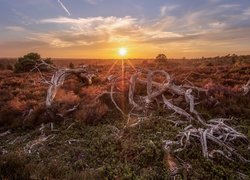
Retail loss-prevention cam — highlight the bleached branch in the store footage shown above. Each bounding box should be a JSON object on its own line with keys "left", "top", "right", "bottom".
{"left": 165, "top": 120, "right": 249, "bottom": 162}
{"left": 162, "top": 95, "right": 194, "bottom": 121}
{"left": 46, "top": 68, "right": 95, "bottom": 107}
{"left": 242, "top": 79, "right": 250, "bottom": 95}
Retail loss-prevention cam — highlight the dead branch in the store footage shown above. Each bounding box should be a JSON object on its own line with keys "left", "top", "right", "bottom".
{"left": 24, "top": 134, "right": 55, "bottom": 154}
{"left": 145, "top": 70, "right": 171, "bottom": 103}
{"left": 110, "top": 78, "right": 126, "bottom": 116}
{"left": 129, "top": 73, "right": 142, "bottom": 110}
{"left": 164, "top": 121, "right": 249, "bottom": 162}
{"left": 0, "top": 130, "right": 11, "bottom": 137}
{"left": 126, "top": 114, "right": 150, "bottom": 128}
{"left": 183, "top": 84, "right": 207, "bottom": 93}
{"left": 185, "top": 89, "right": 194, "bottom": 113}
{"left": 162, "top": 95, "right": 194, "bottom": 121}
{"left": 46, "top": 68, "right": 95, "bottom": 107}
{"left": 126, "top": 69, "right": 249, "bottom": 164}
{"left": 242, "top": 79, "right": 250, "bottom": 95}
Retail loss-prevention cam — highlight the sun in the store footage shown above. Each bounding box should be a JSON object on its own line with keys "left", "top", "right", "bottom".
{"left": 118, "top": 47, "right": 127, "bottom": 57}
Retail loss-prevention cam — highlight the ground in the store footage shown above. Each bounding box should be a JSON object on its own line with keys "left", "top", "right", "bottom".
{"left": 0, "top": 55, "right": 250, "bottom": 179}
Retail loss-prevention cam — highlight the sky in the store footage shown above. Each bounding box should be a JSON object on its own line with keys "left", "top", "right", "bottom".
{"left": 0, "top": 0, "right": 250, "bottom": 58}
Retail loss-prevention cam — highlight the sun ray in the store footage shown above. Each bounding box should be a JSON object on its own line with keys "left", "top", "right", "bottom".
{"left": 105, "top": 60, "right": 118, "bottom": 77}
{"left": 121, "top": 59, "right": 125, "bottom": 112}
{"left": 127, "top": 60, "right": 137, "bottom": 71}
{"left": 121, "top": 59, "right": 125, "bottom": 89}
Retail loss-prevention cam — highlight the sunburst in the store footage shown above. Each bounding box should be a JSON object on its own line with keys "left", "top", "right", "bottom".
{"left": 105, "top": 47, "right": 137, "bottom": 112}
{"left": 118, "top": 47, "right": 127, "bottom": 57}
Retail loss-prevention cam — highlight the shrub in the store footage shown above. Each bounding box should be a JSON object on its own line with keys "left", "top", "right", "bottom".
{"left": 6, "top": 64, "right": 13, "bottom": 70}
{"left": 0, "top": 105, "right": 22, "bottom": 128}
{"left": 69, "top": 62, "right": 75, "bottom": 69}
{"left": 8, "top": 97, "right": 27, "bottom": 111}
{"left": 14, "top": 52, "right": 53, "bottom": 73}
{"left": 155, "top": 53, "right": 167, "bottom": 66}
{"left": 75, "top": 102, "right": 108, "bottom": 125}
{"left": 24, "top": 104, "right": 62, "bottom": 127}
{"left": 55, "top": 89, "right": 80, "bottom": 105}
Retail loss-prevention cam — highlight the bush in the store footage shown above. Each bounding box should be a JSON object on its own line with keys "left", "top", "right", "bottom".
{"left": 155, "top": 53, "right": 167, "bottom": 66}
{"left": 75, "top": 102, "right": 108, "bottom": 125}
{"left": 6, "top": 64, "right": 13, "bottom": 70}
{"left": 14, "top": 52, "right": 53, "bottom": 73}
{"left": 69, "top": 62, "right": 75, "bottom": 69}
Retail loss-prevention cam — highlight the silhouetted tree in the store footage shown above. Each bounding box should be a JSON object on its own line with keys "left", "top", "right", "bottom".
{"left": 14, "top": 52, "right": 53, "bottom": 73}
{"left": 155, "top": 53, "right": 167, "bottom": 66}
{"left": 69, "top": 62, "right": 74, "bottom": 69}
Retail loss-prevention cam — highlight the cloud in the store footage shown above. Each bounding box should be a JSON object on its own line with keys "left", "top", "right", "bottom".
{"left": 217, "top": 4, "right": 240, "bottom": 9}
{"left": 160, "top": 5, "right": 178, "bottom": 16}
{"left": 57, "top": 0, "right": 71, "bottom": 16}
{"left": 6, "top": 1, "right": 250, "bottom": 57}
{"left": 243, "top": 7, "right": 250, "bottom": 16}
{"left": 34, "top": 15, "right": 188, "bottom": 48}
{"left": 5, "top": 26, "right": 25, "bottom": 31}
{"left": 208, "top": 0, "right": 221, "bottom": 3}
{"left": 40, "top": 16, "right": 137, "bottom": 27}
{"left": 35, "top": 16, "right": 138, "bottom": 47}
{"left": 0, "top": 40, "right": 47, "bottom": 49}
{"left": 84, "top": 0, "right": 98, "bottom": 5}
{"left": 32, "top": 7, "right": 250, "bottom": 50}
{"left": 12, "top": 9, "right": 35, "bottom": 25}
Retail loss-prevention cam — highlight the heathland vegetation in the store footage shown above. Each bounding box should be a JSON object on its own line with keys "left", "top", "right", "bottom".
{"left": 0, "top": 54, "right": 249, "bottom": 179}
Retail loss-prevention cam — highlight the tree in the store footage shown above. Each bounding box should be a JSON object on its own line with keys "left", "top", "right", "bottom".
{"left": 69, "top": 62, "right": 74, "bottom": 69}
{"left": 14, "top": 52, "right": 53, "bottom": 73}
{"left": 155, "top": 53, "right": 167, "bottom": 65}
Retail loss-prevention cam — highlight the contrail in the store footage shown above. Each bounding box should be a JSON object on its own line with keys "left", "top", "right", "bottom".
{"left": 57, "top": 0, "right": 71, "bottom": 16}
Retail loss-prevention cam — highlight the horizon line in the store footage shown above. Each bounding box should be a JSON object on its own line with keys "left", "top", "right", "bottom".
{"left": 0, "top": 53, "right": 249, "bottom": 60}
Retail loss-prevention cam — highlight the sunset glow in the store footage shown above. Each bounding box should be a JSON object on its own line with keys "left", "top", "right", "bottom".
{"left": 0, "top": 0, "right": 250, "bottom": 58}
{"left": 118, "top": 48, "right": 127, "bottom": 57}
{"left": 0, "top": 0, "right": 249, "bottom": 178}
